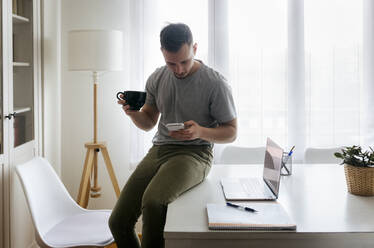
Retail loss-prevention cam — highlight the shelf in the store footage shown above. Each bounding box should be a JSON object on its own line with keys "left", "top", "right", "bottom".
{"left": 13, "top": 62, "right": 30, "bottom": 67}
{"left": 14, "top": 107, "right": 32, "bottom": 114}
{"left": 12, "top": 14, "right": 30, "bottom": 23}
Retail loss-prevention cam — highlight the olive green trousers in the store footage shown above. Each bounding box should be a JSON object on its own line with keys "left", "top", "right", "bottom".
{"left": 108, "top": 144, "right": 213, "bottom": 248}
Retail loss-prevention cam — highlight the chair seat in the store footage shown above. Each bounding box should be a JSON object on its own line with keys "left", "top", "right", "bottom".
{"left": 44, "top": 211, "right": 113, "bottom": 247}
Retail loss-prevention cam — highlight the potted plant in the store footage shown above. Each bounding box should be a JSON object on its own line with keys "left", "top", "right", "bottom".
{"left": 334, "top": 146, "right": 374, "bottom": 196}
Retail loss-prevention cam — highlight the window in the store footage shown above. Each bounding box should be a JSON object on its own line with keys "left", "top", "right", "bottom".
{"left": 128, "top": 0, "right": 367, "bottom": 165}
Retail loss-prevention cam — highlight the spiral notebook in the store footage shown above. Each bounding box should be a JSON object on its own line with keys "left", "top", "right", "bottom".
{"left": 206, "top": 202, "right": 296, "bottom": 230}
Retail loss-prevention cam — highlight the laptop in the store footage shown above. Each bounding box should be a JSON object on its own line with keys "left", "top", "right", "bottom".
{"left": 220, "top": 137, "right": 284, "bottom": 201}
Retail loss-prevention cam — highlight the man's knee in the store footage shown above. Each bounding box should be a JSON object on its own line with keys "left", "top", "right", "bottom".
{"left": 109, "top": 208, "right": 136, "bottom": 233}
{"left": 141, "top": 190, "right": 169, "bottom": 213}
{"left": 142, "top": 194, "right": 161, "bottom": 210}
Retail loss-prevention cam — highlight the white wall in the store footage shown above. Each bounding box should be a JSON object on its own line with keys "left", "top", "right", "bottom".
{"left": 42, "top": 0, "right": 61, "bottom": 174}
{"left": 61, "top": 0, "right": 131, "bottom": 209}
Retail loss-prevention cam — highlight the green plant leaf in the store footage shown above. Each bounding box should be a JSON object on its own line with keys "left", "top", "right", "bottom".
{"left": 334, "top": 145, "right": 374, "bottom": 167}
{"left": 334, "top": 152, "right": 344, "bottom": 159}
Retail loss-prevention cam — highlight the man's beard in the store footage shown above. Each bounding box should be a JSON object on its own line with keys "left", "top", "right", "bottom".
{"left": 174, "top": 72, "right": 187, "bottom": 79}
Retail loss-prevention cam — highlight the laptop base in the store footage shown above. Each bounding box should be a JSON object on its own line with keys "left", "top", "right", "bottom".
{"left": 221, "top": 178, "right": 277, "bottom": 201}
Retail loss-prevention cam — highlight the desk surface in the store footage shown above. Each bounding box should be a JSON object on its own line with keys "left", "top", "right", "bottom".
{"left": 164, "top": 164, "right": 374, "bottom": 248}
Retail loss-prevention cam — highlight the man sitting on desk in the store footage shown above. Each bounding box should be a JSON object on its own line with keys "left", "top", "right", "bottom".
{"left": 109, "top": 23, "right": 237, "bottom": 248}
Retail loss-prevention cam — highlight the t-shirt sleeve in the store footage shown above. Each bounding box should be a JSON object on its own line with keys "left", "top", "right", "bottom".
{"left": 210, "top": 77, "right": 237, "bottom": 123}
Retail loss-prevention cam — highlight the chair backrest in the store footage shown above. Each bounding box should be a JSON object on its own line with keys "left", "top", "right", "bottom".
{"left": 15, "top": 157, "right": 83, "bottom": 237}
{"left": 304, "top": 147, "right": 343, "bottom": 164}
{"left": 219, "top": 145, "right": 266, "bottom": 164}
{"left": 212, "top": 144, "right": 226, "bottom": 164}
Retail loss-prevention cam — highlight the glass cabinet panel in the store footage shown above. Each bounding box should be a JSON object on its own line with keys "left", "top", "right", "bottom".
{"left": 12, "top": 0, "right": 34, "bottom": 147}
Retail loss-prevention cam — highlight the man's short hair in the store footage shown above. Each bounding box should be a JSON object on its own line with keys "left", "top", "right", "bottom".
{"left": 160, "top": 23, "right": 193, "bottom": 52}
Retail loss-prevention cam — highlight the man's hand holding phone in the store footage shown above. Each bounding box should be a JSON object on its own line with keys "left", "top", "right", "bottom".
{"left": 166, "top": 123, "right": 185, "bottom": 132}
{"left": 168, "top": 120, "right": 202, "bottom": 141}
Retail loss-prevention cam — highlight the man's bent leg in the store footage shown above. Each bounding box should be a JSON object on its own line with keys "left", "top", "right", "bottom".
{"left": 109, "top": 146, "right": 162, "bottom": 248}
{"left": 141, "top": 146, "right": 212, "bottom": 248}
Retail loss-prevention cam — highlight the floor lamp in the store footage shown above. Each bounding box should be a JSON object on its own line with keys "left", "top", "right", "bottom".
{"left": 68, "top": 30, "right": 122, "bottom": 208}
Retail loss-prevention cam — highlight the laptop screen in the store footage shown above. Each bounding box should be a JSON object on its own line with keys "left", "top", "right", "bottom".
{"left": 263, "top": 138, "right": 284, "bottom": 196}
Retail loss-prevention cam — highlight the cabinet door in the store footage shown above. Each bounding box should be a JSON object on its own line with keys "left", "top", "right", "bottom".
{"left": 3, "top": 1, "right": 40, "bottom": 247}
{"left": 9, "top": 0, "right": 40, "bottom": 247}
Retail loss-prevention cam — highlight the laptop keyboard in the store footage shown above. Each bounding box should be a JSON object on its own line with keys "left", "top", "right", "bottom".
{"left": 240, "top": 178, "right": 273, "bottom": 197}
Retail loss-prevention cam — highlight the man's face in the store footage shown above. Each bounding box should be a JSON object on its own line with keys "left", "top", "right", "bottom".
{"left": 161, "top": 43, "right": 197, "bottom": 79}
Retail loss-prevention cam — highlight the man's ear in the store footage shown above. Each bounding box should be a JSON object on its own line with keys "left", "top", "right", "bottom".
{"left": 193, "top": 43, "right": 198, "bottom": 55}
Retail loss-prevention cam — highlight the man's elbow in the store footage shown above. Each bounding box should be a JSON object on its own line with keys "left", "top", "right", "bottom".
{"left": 229, "top": 118, "right": 237, "bottom": 142}
{"left": 143, "top": 122, "right": 157, "bottom": 132}
{"left": 227, "top": 126, "right": 237, "bottom": 143}
{"left": 231, "top": 129, "right": 237, "bottom": 142}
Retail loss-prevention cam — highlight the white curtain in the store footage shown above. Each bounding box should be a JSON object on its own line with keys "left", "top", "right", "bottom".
{"left": 128, "top": 0, "right": 370, "bottom": 166}
{"left": 227, "top": 0, "right": 288, "bottom": 149}
{"left": 304, "top": 0, "right": 362, "bottom": 150}
{"left": 363, "top": 0, "right": 374, "bottom": 147}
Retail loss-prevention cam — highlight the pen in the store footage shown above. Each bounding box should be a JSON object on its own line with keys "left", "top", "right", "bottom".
{"left": 288, "top": 145, "right": 295, "bottom": 156}
{"left": 282, "top": 146, "right": 295, "bottom": 174}
{"left": 226, "top": 202, "right": 257, "bottom": 212}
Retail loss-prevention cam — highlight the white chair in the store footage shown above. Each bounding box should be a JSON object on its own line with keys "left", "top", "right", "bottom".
{"left": 218, "top": 145, "right": 266, "bottom": 164}
{"left": 212, "top": 144, "right": 227, "bottom": 164}
{"left": 15, "top": 157, "right": 114, "bottom": 248}
{"left": 304, "top": 147, "right": 343, "bottom": 164}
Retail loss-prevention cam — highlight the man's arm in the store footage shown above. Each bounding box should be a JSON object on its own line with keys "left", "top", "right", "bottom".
{"left": 198, "top": 118, "right": 237, "bottom": 143}
{"left": 170, "top": 118, "right": 237, "bottom": 144}
{"left": 118, "top": 99, "right": 160, "bottom": 131}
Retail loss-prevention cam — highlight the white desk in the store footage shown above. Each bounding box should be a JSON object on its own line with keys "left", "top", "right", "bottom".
{"left": 164, "top": 164, "right": 374, "bottom": 248}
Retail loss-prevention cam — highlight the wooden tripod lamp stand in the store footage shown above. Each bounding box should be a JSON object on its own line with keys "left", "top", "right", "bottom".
{"left": 68, "top": 30, "right": 123, "bottom": 208}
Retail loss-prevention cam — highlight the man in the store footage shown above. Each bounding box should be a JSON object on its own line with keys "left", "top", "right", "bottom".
{"left": 109, "top": 23, "right": 237, "bottom": 248}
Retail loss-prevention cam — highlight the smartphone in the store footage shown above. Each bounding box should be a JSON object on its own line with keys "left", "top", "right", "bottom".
{"left": 166, "top": 123, "right": 185, "bottom": 131}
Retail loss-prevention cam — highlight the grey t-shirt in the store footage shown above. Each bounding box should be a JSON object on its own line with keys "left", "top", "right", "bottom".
{"left": 145, "top": 62, "right": 237, "bottom": 146}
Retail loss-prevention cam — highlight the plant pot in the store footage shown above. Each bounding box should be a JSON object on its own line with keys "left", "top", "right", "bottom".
{"left": 344, "top": 164, "right": 374, "bottom": 196}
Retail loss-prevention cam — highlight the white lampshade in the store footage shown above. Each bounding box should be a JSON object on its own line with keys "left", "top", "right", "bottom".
{"left": 68, "top": 29, "right": 123, "bottom": 71}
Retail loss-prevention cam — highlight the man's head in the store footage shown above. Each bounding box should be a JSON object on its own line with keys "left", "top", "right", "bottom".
{"left": 160, "top": 23, "right": 197, "bottom": 79}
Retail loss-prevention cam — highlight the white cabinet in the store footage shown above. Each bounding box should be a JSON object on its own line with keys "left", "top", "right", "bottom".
{"left": 1, "top": 0, "right": 42, "bottom": 247}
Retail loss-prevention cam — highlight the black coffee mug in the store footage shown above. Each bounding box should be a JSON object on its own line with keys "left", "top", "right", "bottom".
{"left": 116, "top": 90, "right": 147, "bottom": 110}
